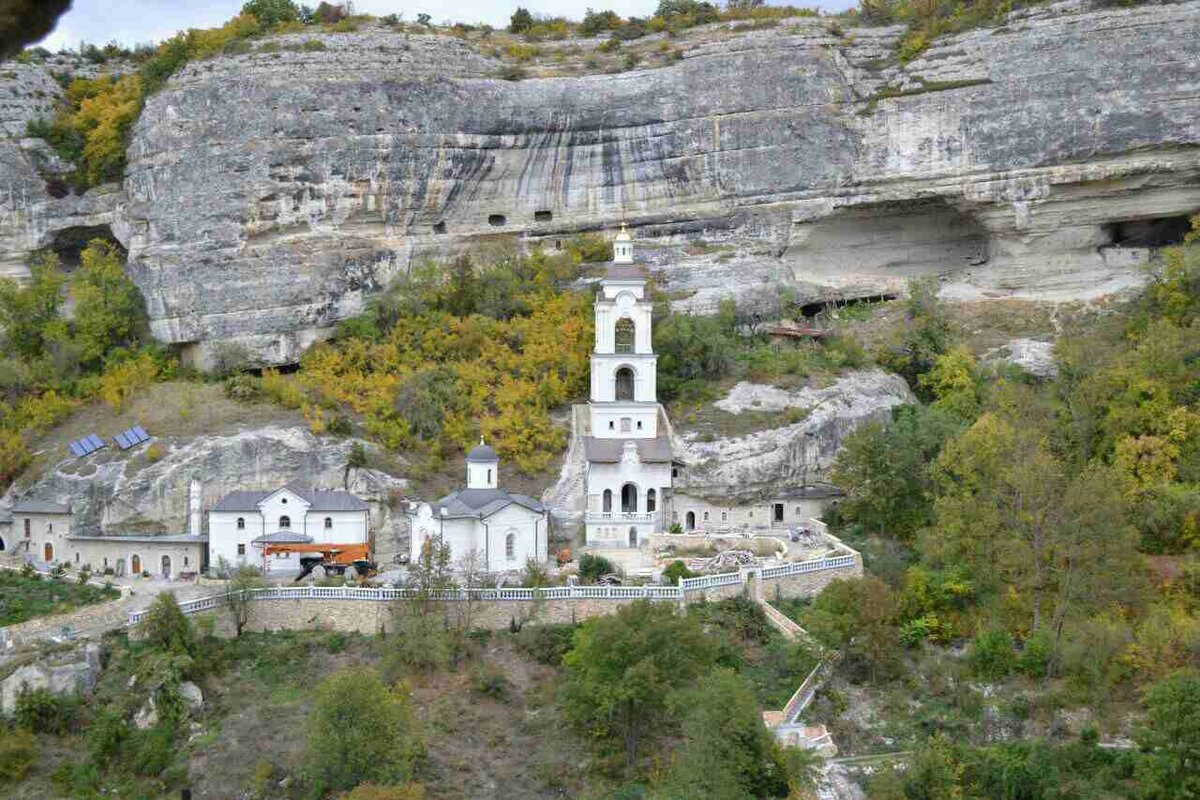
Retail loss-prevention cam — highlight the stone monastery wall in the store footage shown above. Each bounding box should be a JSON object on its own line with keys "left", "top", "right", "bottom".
{"left": 144, "top": 549, "right": 863, "bottom": 636}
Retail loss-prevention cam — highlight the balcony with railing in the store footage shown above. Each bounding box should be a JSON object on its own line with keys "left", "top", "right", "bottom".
{"left": 585, "top": 510, "right": 658, "bottom": 525}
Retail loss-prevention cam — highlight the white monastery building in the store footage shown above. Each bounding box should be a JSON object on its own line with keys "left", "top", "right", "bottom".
{"left": 208, "top": 483, "right": 369, "bottom": 573}
{"left": 407, "top": 442, "right": 548, "bottom": 572}
{"left": 583, "top": 227, "right": 675, "bottom": 548}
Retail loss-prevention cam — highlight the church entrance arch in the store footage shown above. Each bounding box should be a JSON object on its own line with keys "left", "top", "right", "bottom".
{"left": 615, "top": 367, "right": 635, "bottom": 401}
{"left": 621, "top": 483, "right": 638, "bottom": 513}
{"left": 131, "top": 554, "right": 141, "bottom": 575}
{"left": 43, "top": 542, "right": 53, "bottom": 562}
{"left": 161, "top": 555, "right": 172, "bottom": 579}
{"left": 685, "top": 511, "right": 696, "bottom": 531}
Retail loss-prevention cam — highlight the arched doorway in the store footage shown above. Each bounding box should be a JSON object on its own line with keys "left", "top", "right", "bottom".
{"left": 131, "top": 554, "right": 141, "bottom": 575}
{"left": 43, "top": 542, "right": 53, "bottom": 562}
{"left": 646, "top": 489, "right": 657, "bottom": 513}
{"left": 628, "top": 527, "right": 637, "bottom": 547}
{"left": 115, "top": 558, "right": 126, "bottom": 578}
{"left": 621, "top": 483, "right": 638, "bottom": 513}
{"left": 685, "top": 511, "right": 696, "bottom": 531}
{"left": 602, "top": 489, "right": 613, "bottom": 513}
{"left": 615, "top": 367, "right": 635, "bottom": 401}
{"left": 161, "top": 555, "right": 172, "bottom": 579}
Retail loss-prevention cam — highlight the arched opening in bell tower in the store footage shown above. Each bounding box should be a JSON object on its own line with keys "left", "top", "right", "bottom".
{"left": 614, "top": 318, "right": 635, "bottom": 354}
{"left": 615, "top": 366, "right": 635, "bottom": 401}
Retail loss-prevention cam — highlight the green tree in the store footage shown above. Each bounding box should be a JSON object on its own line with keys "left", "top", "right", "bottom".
{"left": 920, "top": 345, "right": 981, "bottom": 420}
{"left": 832, "top": 404, "right": 963, "bottom": 540}
{"left": 1136, "top": 670, "right": 1200, "bottom": 799}
{"left": 509, "top": 7, "right": 535, "bottom": 32}
{"left": 306, "top": 667, "right": 422, "bottom": 793}
{"left": 650, "top": 669, "right": 794, "bottom": 800}
{"left": 804, "top": 577, "right": 901, "bottom": 684}
{"left": 226, "top": 563, "right": 266, "bottom": 637}
{"left": 139, "top": 591, "right": 197, "bottom": 657}
{"left": 562, "top": 600, "right": 719, "bottom": 764}
{"left": 0, "top": 252, "right": 66, "bottom": 361}
{"left": 70, "top": 239, "right": 147, "bottom": 366}
{"left": 241, "top": 0, "right": 299, "bottom": 26}
{"left": 885, "top": 276, "right": 954, "bottom": 391}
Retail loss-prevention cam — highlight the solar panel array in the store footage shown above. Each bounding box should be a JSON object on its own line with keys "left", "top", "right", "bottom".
{"left": 68, "top": 434, "right": 106, "bottom": 457}
{"left": 114, "top": 426, "right": 151, "bottom": 451}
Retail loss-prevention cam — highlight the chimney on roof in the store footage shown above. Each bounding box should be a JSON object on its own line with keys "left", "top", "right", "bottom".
{"left": 188, "top": 477, "right": 202, "bottom": 537}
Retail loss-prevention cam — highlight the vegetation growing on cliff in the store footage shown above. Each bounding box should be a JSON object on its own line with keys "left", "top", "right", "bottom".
{"left": 804, "top": 216, "right": 1200, "bottom": 781}
{"left": 0, "top": 239, "right": 161, "bottom": 488}
{"left": 273, "top": 243, "right": 595, "bottom": 477}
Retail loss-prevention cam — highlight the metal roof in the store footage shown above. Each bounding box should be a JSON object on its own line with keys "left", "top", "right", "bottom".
{"left": 583, "top": 435, "right": 673, "bottom": 463}
{"left": 12, "top": 499, "right": 71, "bottom": 514}
{"left": 68, "top": 533, "right": 208, "bottom": 544}
{"left": 210, "top": 485, "right": 368, "bottom": 513}
{"left": 251, "top": 531, "right": 314, "bottom": 544}
{"left": 603, "top": 264, "right": 646, "bottom": 282}
{"left": 432, "top": 487, "right": 545, "bottom": 520}
{"left": 466, "top": 442, "right": 499, "bottom": 463}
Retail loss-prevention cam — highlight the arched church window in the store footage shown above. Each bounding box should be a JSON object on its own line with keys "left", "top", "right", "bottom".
{"left": 615, "top": 367, "right": 634, "bottom": 401}
{"left": 615, "top": 318, "right": 635, "bottom": 354}
{"left": 647, "top": 489, "right": 656, "bottom": 513}
{"left": 236, "top": 517, "right": 245, "bottom": 530}
{"left": 279, "top": 515, "right": 291, "bottom": 529}
{"left": 603, "top": 489, "right": 612, "bottom": 513}
{"left": 505, "top": 532, "right": 516, "bottom": 560}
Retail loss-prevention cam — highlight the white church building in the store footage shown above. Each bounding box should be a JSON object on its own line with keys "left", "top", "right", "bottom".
{"left": 208, "top": 483, "right": 370, "bottom": 573}
{"left": 583, "top": 227, "right": 674, "bottom": 548}
{"left": 407, "top": 442, "right": 548, "bottom": 572}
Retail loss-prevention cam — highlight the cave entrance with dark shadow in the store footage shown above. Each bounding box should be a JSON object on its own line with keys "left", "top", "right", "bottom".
{"left": 48, "top": 225, "right": 123, "bottom": 270}
{"left": 1103, "top": 216, "right": 1192, "bottom": 248}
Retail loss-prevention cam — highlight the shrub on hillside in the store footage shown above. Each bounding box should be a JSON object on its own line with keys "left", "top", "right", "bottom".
{"left": 577, "top": 553, "right": 616, "bottom": 584}
{"left": 0, "top": 728, "right": 37, "bottom": 782}
{"left": 305, "top": 667, "right": 423, "bottom": 792}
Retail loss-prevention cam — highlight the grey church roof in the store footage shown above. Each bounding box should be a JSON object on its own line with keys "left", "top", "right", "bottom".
{"left": 211, "top": 484, "right": 368, "bottom": 513}
{"left": 251, "top": 531, "right": 314, "bottom": 544}
{"left": 12, "top": 499, "right": 71, "bottom": 514}
{"left": 466, "top": 443, "right": 499, "bottom": 463}
{"left": 604, "top": 264, "right": 646, "bottom": 282}
{"left": 433, "top": 487, "right": 545, "bottom": 520}
{"left": 583, "top": 435, "right": 673, "bottom": 463}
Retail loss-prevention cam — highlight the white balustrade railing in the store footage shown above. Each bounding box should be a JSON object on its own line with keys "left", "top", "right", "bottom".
{"left": 584, "top": 511, "right": 658, "bottom": 525}
{"left": 124, "top": 553, "right": 861, "bottom": 626}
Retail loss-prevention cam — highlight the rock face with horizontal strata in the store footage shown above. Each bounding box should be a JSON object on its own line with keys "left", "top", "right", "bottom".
{"left": 0, "top": 1, "right": 1198, "bottom": 363}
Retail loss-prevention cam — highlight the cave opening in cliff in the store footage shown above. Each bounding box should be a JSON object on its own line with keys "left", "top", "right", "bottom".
{"left": 48, "top": 225, "right": 123, "bottom": 270}
{"left": 1103, "top": 215, "right": 1192, "bottom": 248}
{"left": 488, "top": 214, "right": 507, "bottom": 227}
{"left": 534, "top": 210, "right": 553, "bottom": 222}
{"left": 433, "top": 221, "right": 447, "bottom": 234}
{"left": 797, "top": 293, "right": 898, "bottom": 320}
{"left": 787, "top": 198, "right": 989, "bottom": 282}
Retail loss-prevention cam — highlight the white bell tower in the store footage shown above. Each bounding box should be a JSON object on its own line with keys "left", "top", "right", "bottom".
{"left": 582, "top": 225, "right": 674, "bottom": 549}
{"left": 589, "top": 225, "right": 658, "bottom": 439}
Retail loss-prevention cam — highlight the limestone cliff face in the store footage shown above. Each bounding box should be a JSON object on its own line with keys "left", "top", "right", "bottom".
{"left": 673, "top": 370, "right": 916, "bottom": 500}
{"left": 2, "top": 1, "right": 1199, "bottom": 363}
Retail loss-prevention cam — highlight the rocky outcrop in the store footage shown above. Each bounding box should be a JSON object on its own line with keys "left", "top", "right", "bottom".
{"left": 986, "top": 338, "right": 1059, "bottom": 378}
{"left": 675, "top": 370, "right": 916, "bottom": 499}
{"left": 9, "top": 426, "right": 410, "bottom": 558}
{"left": 1, "top": 1, "right": 1198, "bottom": 363}
{"left": 0, "top": 643, "right": 102, "bottom": 715}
